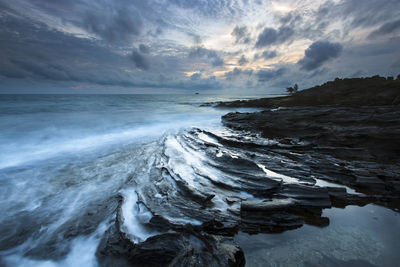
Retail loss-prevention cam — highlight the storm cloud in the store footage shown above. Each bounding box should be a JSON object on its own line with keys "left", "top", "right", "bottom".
{"left": 231, "top": 25, "right": 250, "bottom": 44}
{"left": 369, "top": 19, "right": 400, "bottom": 39}
{"left": 0, "top": 0, "right": 399, "bottom": 93}
{"left": 255, "top": 27, "right": 294, "bottom": 48}
{"left": 254, "top": 50, "right": 278, "bottom": 60}
{"left": 298, "top": 41, "right": 343, "bottom": 71}
{"left": 225, "top": 68, "right": 253, "bottom": 80}
{"left": 188, "top": 47, "right": 224, "bottom": 67}
{"left": 238, "top": 55, "right": 248, "bottom": 66}
{"left": 131, "top": 49, "right": 150, "bottom": 70}
{"left": 256, "top": 68, "right": 286, "bottom": 82}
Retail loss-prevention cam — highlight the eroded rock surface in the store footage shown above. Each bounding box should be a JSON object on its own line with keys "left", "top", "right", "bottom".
{"left": 92, "top": 110, "right": 399, "bottom": 265}
{"left": 222, "top": 106, "right": 400, "bottom": 210}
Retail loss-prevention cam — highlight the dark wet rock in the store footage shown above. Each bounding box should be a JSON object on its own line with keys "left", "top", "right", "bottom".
{"left": 96, "top": 222, "right": 135, "bottom": 267}
{"left": 225, "top": 197, "right": 237, "bottom": 205}
{"left": 3, "top": 195, "right": 121, "bottom": 261}
{"left": 222, "top": 106, "right": 400, "bottom": 211}
{"left": 0, "top": 211, "right": 44, "bottom": 251}
{"left": 129, "top": 233, "right": 245, "bottom": 267}
{"left": 201, "top": 219, "right": 239, "bottom": 236}
{"left": 241, "top": 199, "right": 296, "bottom": 212}
{"left": 240, "top": 196, "right": 330, "bottom": 231}
{"left": 327, "top": 187, "right": 375, "bottom": 208}
{"left": 277, "top": 184, "right": 332, "bottom": 208}
{"left": 98, "top": 112, "right": 398, "bottom": 265}
{"left": 97, "top": 224, "right": 245, "bottom": 267}
{"left": 240, "top": 208, "right": 304, "bottom": 234}
{"left": 161, "top": 167, "right": 216, "bottom": 206}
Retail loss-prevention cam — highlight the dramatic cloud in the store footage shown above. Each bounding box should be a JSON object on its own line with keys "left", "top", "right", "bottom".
{"left": 254, "top": 50, "right": 278, "bottom": 60}
{"left": 238, "top": 55, "right": 248, "bottom": 65}
{"left": 256, "top": 68, "right": 286, "bottom": 82}
{"left": 225, "top": 68, "right": 253, "bottom": 80}
{"left": 190, "top": 72, "right": 202, "bottom": 80}
{"left": 188, "top": 47, "right": 224, "bottom": 67}
{"left": 0, "top": 0, "right": 399, "bottom": 93}
{"left": 255, "top": 27, "right": 294, "bottom": 48}
{"left": 82, "top": 8, "right": 143, "bottom": 43}
{"left": 231, "top": 25, "right": 250, "bottom": 44}
{"left": 139, "top": 44, "right": 150, "bottom": 54}
{"left": 131, "top": 49, "right": 150, "bottom": 70}
{"left": 298, "top": 41, "right": 343, "bottom": 71}
{"left": 369, "top": 19, "right": 400, "bottom": 39}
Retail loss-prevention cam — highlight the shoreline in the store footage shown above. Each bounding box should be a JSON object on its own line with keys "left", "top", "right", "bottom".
{"left": 216, "top": 75, "right": 400, "bottom": 108}
{"left": 213, "top": 75, "right": 400, "bottom": 211}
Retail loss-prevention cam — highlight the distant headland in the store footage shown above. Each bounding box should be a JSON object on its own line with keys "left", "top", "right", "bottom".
{"left": 217, "top": 75, "right": 400, "bottom": 108}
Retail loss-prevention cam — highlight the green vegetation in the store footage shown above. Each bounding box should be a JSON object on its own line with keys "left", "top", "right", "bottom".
{"left": 286, "top": 83, "right": 298, "bottom": 95}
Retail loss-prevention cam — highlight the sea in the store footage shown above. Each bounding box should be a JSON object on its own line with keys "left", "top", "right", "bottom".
{"left": 0, "top": 94, "right": 399, "bottom": 266}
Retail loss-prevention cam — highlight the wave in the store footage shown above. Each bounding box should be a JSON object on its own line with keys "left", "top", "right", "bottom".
{"left": 0, "top": 125, "right": 383, "bottom": 266}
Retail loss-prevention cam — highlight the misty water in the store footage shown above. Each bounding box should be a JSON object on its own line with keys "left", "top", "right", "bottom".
{"left": 0, "top": 94, "right": 399, "bottom": 266}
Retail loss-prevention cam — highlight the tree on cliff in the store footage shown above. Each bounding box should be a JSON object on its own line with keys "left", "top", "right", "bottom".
{"left": 286, "top": 84, "right": 298, "bottom": 95}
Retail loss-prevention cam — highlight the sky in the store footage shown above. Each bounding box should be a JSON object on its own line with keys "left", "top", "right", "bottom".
{"left": 0, "top": 0, "right": 399, "bottom": 94}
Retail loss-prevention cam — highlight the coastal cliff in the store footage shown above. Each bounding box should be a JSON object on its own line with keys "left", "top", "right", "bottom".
{"left": 217, "top": 75, "right": 400, "bottom": 108}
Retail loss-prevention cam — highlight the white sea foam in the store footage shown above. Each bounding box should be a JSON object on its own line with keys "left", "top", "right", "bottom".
{"left": 197, "top": 132, "right": 220, "bottom": 146}
{"left": 2, "top": 220, "right": 110, "bottom": 267}
{"left": 163, "top": 216, "right": 202, "bottom": 226}
{"left": 120, "top": 188, "right": 158, "bottom": 243}
{"left": 0, "top": 121, "right": 206, "bottom": 170}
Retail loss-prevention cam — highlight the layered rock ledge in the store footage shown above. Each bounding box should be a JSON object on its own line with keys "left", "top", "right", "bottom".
{"left": 222, "top": 106, "right": 400, "bottom": 210}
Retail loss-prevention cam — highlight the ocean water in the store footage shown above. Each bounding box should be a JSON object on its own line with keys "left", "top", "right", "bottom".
{"left": 0, "top": 94, "right": 260, "bottom": 170}
{"left": 0, "top": 94, "right": 398, "bottom": 266}
{"left": 0, "top": 94, "right": 261, "bottom": 266}
{"left": 235, "top": 204, "right": 400, "bottom": 267}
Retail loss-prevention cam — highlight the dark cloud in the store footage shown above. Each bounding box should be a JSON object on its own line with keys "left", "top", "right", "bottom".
{"left": 0, "top": 10, "right": 227, "bottom": 91}
{"left": 211, "top": 57, "right": 224, "bottom": 67}
{"left": 256, "top": 68, "right": 286, "bottom": 82}
{"left": 0, "top": 14, "right": 132, "bottom": 84}
{"left": 279, "top": 12, "right": 302, "bottom": 26}
{"left": 168, "top": 0, "right": 244, "bottom": 17}
{"left": 4, "top": 0, "right": 145, "bottom": 43}
{"left": 391, "top": 59, "right": 400, "bottom": 69}
{"left": 131, "top": 49, "right": 149, "bottom": 70}
{"left": 231, "top": 25, "right": 250, "bottom": 44}
{"left": 225, "top": 67, "right": 253, "bottom": 80}
{"left": 298, "top": 41, "right": 343, "bottom": 71}
{"left": 313, "top": 0, "right": 400, "bottom": 36}
{"left": 190, "top": 72, "right": 201, "bottom": 80}
{"left": 1, "top": 0, "right": 399, "bottom": 94}
{"left": 255, "top": 27, "right": 294, "bottom": 48}
{"left": 255, "top": 28, "right": 278, "bottom": 48}
{"left": 80, "top": 5, "right": 143, "bottom": 43}
{"left": 254, "top": 50, "right": 278, "bottom": 60}
{"left": 368, "top": 19, "right": 400, "bottom": 39}
{"left": 340, "top": 0, "right": 399, "bottom": 28}
{"left": 238, "top": 55, "right": 248, "bottom": 65}
{"left": 139, "top": 44, "right": 150, "bottom": 54}
{"left": 188, "top": 46, "right": 224, "bottom": 67}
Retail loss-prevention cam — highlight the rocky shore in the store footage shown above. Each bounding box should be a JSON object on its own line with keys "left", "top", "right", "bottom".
{"left": 6, "top": 77, "right": 398, "bottom": 266}
{"left": 94, "top": 104, "right": 399, "bottom": 266}
{"left": 93, "top": 77, "right": 399, "bottom": 266}
{"left": 222, "top": 106, "right": 400, "bottom": 210}
{"left": 217, "top": 75, "right": 400, "bottom": 211}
